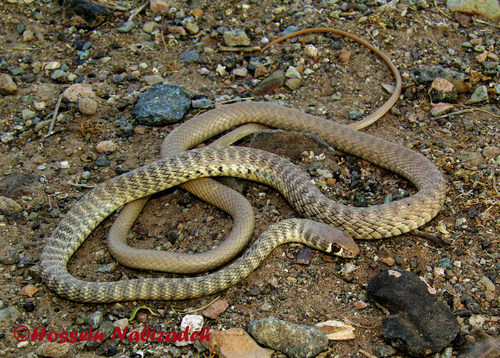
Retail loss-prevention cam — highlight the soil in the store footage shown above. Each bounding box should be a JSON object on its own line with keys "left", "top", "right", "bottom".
{"left": 0, "top": 0, "right": 499, "bottom": 357}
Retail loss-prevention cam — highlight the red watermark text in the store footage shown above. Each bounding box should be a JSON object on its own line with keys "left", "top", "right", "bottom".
{"left": 14, "top": 325, "right": 210, "bottom": 344}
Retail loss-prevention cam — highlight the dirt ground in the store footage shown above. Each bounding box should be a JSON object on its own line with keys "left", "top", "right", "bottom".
{"left": 0, "top": 0, "right": 499, "bottom": 357}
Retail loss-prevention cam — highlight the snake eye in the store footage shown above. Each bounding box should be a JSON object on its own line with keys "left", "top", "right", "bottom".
{"left": 330, "top": 243, "right": 342, "bottom": 253}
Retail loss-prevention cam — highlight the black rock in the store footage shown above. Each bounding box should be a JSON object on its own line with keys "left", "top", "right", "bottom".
{"left": 458, "top": 337, "right": 500, "bottom": 358}
{"left": 367, "top": 269, "right": 459, "bottom": 357}
{"left": 248, "top": 317, "right": 328, "bottom": 358}
{"left": 61, "top": 0, "right": 110, "bottom": 28}
{"left": 181, "top": 50, "right": 202, "bottom": 64}
{"left": 133, "top": 85, "right": 191, "bottom": 126}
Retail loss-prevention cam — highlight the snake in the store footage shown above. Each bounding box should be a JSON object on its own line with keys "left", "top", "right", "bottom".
{"left": 106, "top": 27, "right": 403, "bottom": 274}
{"left": 40, "top": 102, "right": 446, "bottom": 303}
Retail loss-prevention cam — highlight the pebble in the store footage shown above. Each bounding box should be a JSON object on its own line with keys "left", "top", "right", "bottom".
{"left": 429, "top": 78, "right": 457, "bottom": 103}
{"left": 96, "top": 140, "right": 117, "bottom": 153}
{"left": 36, "top": 342, "right": 70, "bottom": 358}
{"left": 252, "top": 69, "right": 285, "bottom": 96}
{"left": 281, "top": 26, "right": 300, "bottom": 37}
{"left": 0, "top": 196, "right": 22, "bottom": 215}
{"left": 143, "top": 74, "right": 164, "bottom": 86}
{"left": 223, "top": 29, "right": 251, "bottom": 47}
{"left": 248, "top": 317, "right": 328, "bottom": 358}
{"left": 202, "top": 328, "right": 270, "bottom": 358}
{"left": 95, "top": 157, "right": 110, "bottom": 167}
{"left": 0, "top": 307, "right": 20, "bottom": 321}
{"left": 202, "top": 299, "right": 229, "bottom": 320}
{"left": 430, "top": 102, "right": 454, "bottom": 117}
{"left": 176, "top": 314, "right": 204, "bottom": 346}
{"left": 78, "top": 97, "right": 98, "bottom": 115}
{"left": 233, "top": 67, "right": 248, "bottom": 77}
{"left": 285, "top": 78, "right": 302, "bottom": 91}
{"left": 296, "top": 247, "right": 313, "bottom": 264}
{"left": 85, "top": 310, "right": 104, "bottom": 328}
{"left": 0, "top": 74, "right": 18, "bottom": 95}
{"left": 465, "top": 85, "right": 488, "bottom": 104}
{"left": 415, "top": 66, "right": 465, "bottom": 83}
{"left": 113, "top": 318, "right": 129, "bottom": 330}
{"left": 439, "top": 258, "right": 453, "bottom": 268}
{"left": 20, "top": 283, "right": 38, "bottom": 296}
{"left": 23, "top": 29, "right": 36, "bottom": 42}
{"left": 181, "top": 50, "right": 202, "bottom": 64}
{"left": 51, "top": 70, "right": 66, "bottom": 81}
{"left": 45, "top": 61, "right": 61, "bottom": 70}
{"left": 285, "top": 66, "right": 301, "bottom": 79}
{"left": 117, "top": 21, "right": 135, "bottom": 33}
{"left": 349, "top": 110, "right": 362, "bottom": 120}
{"left": 150, "top": 0, "right": 170, "bottom": 12}
{"left": 192, "top": 98, "right": 213, "bottom": 109}
{"left": 374, "top": 345, "right": 398, "bottom": 358}
{"left": 133, "top": 85, "right": 191, "bottom": 125}
{"left": 186, "top": 23, "right": 200, "bottom": 35}
{"left": 304, "top": 44, "right": 319, "bottom": 58}
{"left": 216, "top": 64, "right": 226, "bottom": 76}
{"left": 482, "top": 146, "right": 500, "bottom": 159}
{"left": 62, "top": 83, "right": 97, "bottom": 101}
{"left": 96, "top": 262, "right": 117, "bottom": 273}
{"left": 0, "top": 248, "right": 19, "bottom": 265}
{"left": 10, "top": 67, "right": 24, "bottom": 76}
{"left": 143, "top": 21, "right": 155, "bottom": 34}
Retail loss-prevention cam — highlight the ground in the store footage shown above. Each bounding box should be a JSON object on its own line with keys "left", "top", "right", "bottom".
{"left": 0, "top": 0, "right": 499, "bottom": 357}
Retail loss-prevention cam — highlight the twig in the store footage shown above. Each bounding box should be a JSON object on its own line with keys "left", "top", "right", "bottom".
{"left": 67, "top": 181, "right": 97, "bottom": 189}
{"left": 432, "top": 108, "right": 473, "bottom": 119}
{"left": 359, "top": 349, "right": 378, "bottom": 358}
{"left": 433, "top": 0, "right": 454, "bottom": 20}
{"left": 216, "top": 97, "right": 255, "bottom": 105}
{"left": 128, "top": 0, "right": 150, "bottom": 22}
{"left": 171, "top": 295, "right": 221, "bottom": 314}
{"left": 475, "top": 19, "right": 500, "bottom": 29}
{"left": 413, "top": 229, "right": 452, "bottom": 248}
{"left": 218, "top": 45, "right": 261, "bottom": 52}
{"left": 45, "top": 94, "right": 63, "bottom": 137}
{"left": 456, "top": 104, "right": 500, "bottom": 119}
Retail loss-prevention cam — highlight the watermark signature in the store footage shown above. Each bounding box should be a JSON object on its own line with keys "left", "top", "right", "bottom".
{"left": 14, "top": 325, "right": 210, "bottom": 344}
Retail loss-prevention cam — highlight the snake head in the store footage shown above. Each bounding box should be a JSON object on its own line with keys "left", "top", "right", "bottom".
{"left": 309, "top": 222, "right": 360, "bottom": 258}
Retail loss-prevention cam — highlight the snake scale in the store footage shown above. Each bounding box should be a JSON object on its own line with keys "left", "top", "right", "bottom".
{"left": 40, "top": 102, "right": 446, "bottom": 302}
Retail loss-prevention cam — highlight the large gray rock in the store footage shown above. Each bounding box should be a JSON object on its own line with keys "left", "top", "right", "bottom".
{"left": 133, "top": 85, "right": 191, "bottom": 126}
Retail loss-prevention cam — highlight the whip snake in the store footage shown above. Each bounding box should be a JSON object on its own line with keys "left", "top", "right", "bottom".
{"left": 40, "top": 102, "right": 446, "bottom": 302}
{"left": 106, "top": 28, "right": 404, "bottom": 274}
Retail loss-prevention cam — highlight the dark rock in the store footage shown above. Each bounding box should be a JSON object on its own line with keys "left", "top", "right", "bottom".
{"left": 414, "top": 66, "right": 466, "bottom": 83}
{"left": 17, "top": 256, "right": 35, "bottom": 268}
{"left": 0, "top": 248, "right": 19, "bottom": 265}
{"left": 248, "top": 317, "right": 328, "bottom": 358}
{"left": 428, "top": 78, "right": 457, "bottom": 103}
{"left": 0, "top": 173, "right": 38, "bottom": 199}
{"left": 61, "top": 0, "right": 110, "bottom": 28}
{"left": 95, "top": 157, "right": 110, "bottom": 167}
{"left": 458, "top": 337, "right": 500, "bottom": 358}
{"left": 133, "top": 85, "right": 191, "bottom": 126}
{"left": 111, "top": 303, "right": 130, "bottom": 318}
{"left": 0, "top": 196, "right": 22, "bottom": 215}
{"left": 181, "top": 50, "right": 202, "bottom": 64}
{"left": 252, "top": 70, "right": 285, "bottom": 96}
{"left": 461, "top": 295, "right": 481, "bottom": 314}
{"left": 367, "top": 269, "right": 459, "bottom": 357}
{"left": 247, "top": 57, "right": 266, "bottom": 71}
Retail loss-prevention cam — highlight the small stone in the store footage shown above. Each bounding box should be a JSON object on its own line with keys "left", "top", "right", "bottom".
{"left": 62, "top": 0, "right": 110, "bottom": 28}
{"left": 113, "top": 318, "right": 129, "bottom": 330}
{"left": 223, "top": 29, "right": 251, "bottom": 47}
{"left": 85, "top": 311, "right": 104, "bottom": 328}
{"left": 354, "top": 301, "right": 368, "bottom": 310}
{"left": 216, "top": 64, "right": 226, "bottom": 76}
{"left": 36, "top": 342, "right": 71, "bottom": 358}
{"left": 469, "top": 315, "right": 486, "bottom": 328}
{"left": 0, "top": 307, "right": 20, "bottom": 321}
{"left": 0, "top": 196, "right": 22, "bottom": 215}
{"left": 143, "top": 21, "right": 155, "bottom": 34}
{"left": 465, "top": 85, "right": 488, "bottom": 104}
{"left": 202, "top": 299, "right": 229, "bottom": 319}
{"left": 280, "top": 26, "right": 300, "bottom": 37}
{"left": 349, "top": 110, "right": 362, "bottom": 120}
{"left": 374, "top": 345, "right": 398, "bottom": 358}
{"left": 176, "top": 315, "right": 204, "bottom": 346}
{"left": 339, "top": 50, "right": 351, "bottom": 63}
{"left": 181, "top": 50, "right": 202, "bottom": 64}
{"left": 78, "top": 97, "right": 98, "bottom": 115}
{"left": 192, "top": 98, "right": 213, "bottom": 109}
{"left": 285, "top": 66, "right": 301, "bottom": 79}
{"left": 96, "top": 262, "right": 117, "bottom": 273}
{"left": 51, "top": 70, "right": 66, "bottom": 81}
{"left": 0, "top": 74, "right": 18, "bottom": 95}
{"left": 96, "top": 140, "right": 117, "bottom": 153}
{"left": 304, "top": 44, "right": 318, "bottom": 58}
{"left": 62, "top": 84, "right": 97, "bottom": 101}
{"left": 95, "top": 157, "right": 110, "bottom": 167}
{"left": 482, "top": 146, "right": 500, "bottom": 159}
{"left": 382, "top": 257, "right": 396, "bottom": 266}
{"left": 186, "top": 23, "right": 199, "bottom": 35}
{"left": 430, "top": 103, "right": 454, "bottom": 117}
{"left": 296, "top": 247, "right": 313, "bottom": 265}
{"left": 429, "top": 78, "right": 457, "bottom": 103}
{"left": 117, "top": 21, "right": 135, "bottom": 33}
{"left": 233, "top": 68, "right": 248, "bottom": 77}
{"left": 248, "top": 317, "right": 328, "bottom": 358}
{"left": 22, "top": 28, "right": 35, "bottom": 42}
{"left": 202, "top": 328, "right": 270, "bottom": 358}
{"left": 252, "top": 69, "right": 285, "bottom": 96}
{"left": 479, "top": 276, "right": 496, "bottom": 291}
{"left": 143, "top": 75, "right": 164, "bottom": 86}
{"left": 285, "top": 78, "right": 302, "bottom": 91}
{"left": 45, "top": 61, "right": 61, "bottom": 70}
{"left": 382, "top": 84, "right": 396, "bottom": 94}
{"left": 20, "top": 283, "right": 38, "bottom": 297}
{"left": 150, "top": 0, "right": 170, "bottom": 12}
